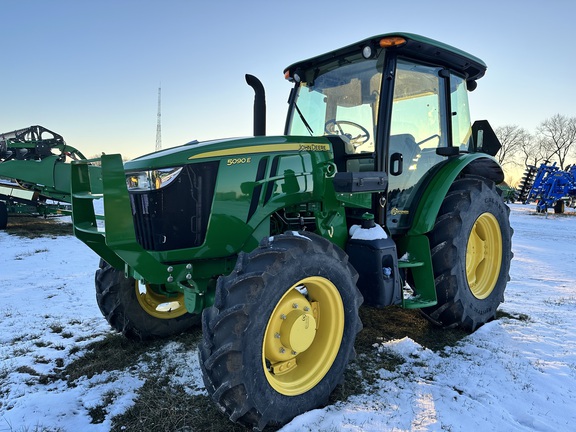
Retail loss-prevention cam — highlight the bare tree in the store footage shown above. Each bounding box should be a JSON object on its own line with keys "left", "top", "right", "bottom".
{"left": 517, "top": 134, "right": 554, "bottom": 168}
{"left": 495, "top": 125, "right": 531, "bottom": 167}
{"left": 536, "top": 114, "right": 576, "bottom": 170}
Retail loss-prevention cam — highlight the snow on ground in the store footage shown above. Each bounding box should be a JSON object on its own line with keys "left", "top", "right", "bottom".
{"left": 1, "top": 204, "right": 576, "bottom": 431}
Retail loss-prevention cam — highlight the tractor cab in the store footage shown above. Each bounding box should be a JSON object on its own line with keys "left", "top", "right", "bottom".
{"left": 283, "top": 33, "right": 497, "bottom": 233}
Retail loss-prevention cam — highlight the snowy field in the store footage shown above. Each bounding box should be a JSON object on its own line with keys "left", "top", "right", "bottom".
{"left": 1, "top": 204, "right": 575, "bottom": 431}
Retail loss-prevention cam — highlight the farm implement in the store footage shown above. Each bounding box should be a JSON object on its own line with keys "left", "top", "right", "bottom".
{"left": 0, "top": 125, "right": 101, "bottom": 229}
{"left": 517, "top": 162, "right": 576, "bottom": 213}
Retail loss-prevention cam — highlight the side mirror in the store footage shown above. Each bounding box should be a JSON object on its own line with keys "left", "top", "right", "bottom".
{"left": 472, "top": 120, "right": 501, "bottom": 156}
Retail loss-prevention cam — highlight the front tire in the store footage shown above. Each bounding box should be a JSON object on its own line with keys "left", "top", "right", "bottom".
{"left": 423, "top": 176, "right": 512, "bottom": 332}
{"left": 95, "top": 260, "right": 199, "bottom": 341}
{"left": 199, "top": 231, "right": 362, "bottom": 430}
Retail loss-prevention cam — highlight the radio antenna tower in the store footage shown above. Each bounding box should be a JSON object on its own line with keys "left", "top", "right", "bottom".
{"left": 155, "top": 86, "right": 162, "bottom": 151}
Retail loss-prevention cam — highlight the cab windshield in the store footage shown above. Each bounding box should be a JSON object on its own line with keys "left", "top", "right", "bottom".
{"left": 286, "top": 52, "right": 384, "bottom": 155}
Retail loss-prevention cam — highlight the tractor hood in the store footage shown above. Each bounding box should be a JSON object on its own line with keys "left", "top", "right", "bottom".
{"left": 124, "top": 135, "right": 333, "bottom": 171}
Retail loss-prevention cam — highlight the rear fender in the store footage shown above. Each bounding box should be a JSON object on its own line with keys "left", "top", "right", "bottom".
{"left": 408, "top": 154, "right": 503, "bottom": 236}
{"left": 396, "top": 154, "right": 503, "bottom": 307}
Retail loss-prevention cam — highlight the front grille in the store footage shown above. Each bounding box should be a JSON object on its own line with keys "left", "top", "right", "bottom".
{"left": 130, "top": 161, "right": 218, "bottom": 251}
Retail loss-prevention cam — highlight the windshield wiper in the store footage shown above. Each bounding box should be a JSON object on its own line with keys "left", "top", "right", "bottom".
{"left": 288, "top": 87, "right": 314, "bottom": 136}
{"left": 294, "top": 103, "right": 314, "bottom": 136}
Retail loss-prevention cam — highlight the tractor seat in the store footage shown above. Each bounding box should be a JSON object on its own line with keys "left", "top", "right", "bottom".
{"left": 328, "top": 135, "right": 375, "bottom": 173}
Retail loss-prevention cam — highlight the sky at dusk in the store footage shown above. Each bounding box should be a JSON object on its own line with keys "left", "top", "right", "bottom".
{"left": 2, "top": 0, "right": 575, "bottom": 159}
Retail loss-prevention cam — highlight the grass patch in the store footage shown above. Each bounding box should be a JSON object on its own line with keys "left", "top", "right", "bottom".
{"left": 0, "top": 420, "right": 64, "bottom": 432}
{"left": 68, "top": 346, "right": 82, "bottom": 356}
{"left": 16, "top": 366, "right": 39, "bottom": 376}
{"left": 60, "top": 326, "right": 270, "bottom": 431}
{"left": 331, "top": 306, "right": 469, "bottom": 400}
{"left": 63, "top": 329, "right": 203, "bottom": 383}
{"left": 34, "top": 341, "right": 49, "bottom": 348}
{"left": 64, "top": 333, "right": 159, "bottom": 382}
{"left": 497, "top": 310, "right": 531, "bottom": 322}
{"left": 358, "top": 306, "right": 469, "bottom": 352}
{"left": 11, "top": 334, "right": 29, "bottom": 344}
{"left": 49, "top": 324, "right": 64, "bottom": 334}
{"left": 34, "top": 304, "right": 479, "bottom": 430}
{"left": 110, "top": 379, "right": 252, "bottom": 432}
{"left": 89, "top": 391, "right": 116, "bottom": 424}
{"left": 5, "top": 216, "right": 73, "bottom": 238}
{"left": 331, "top": 349, "right": 405, "bottom": 404}
{"left": 61, "top": 306, "right": 473, "bottom": 430}
{"left": 543, "top": 296, "right": 576, "bottom": 307}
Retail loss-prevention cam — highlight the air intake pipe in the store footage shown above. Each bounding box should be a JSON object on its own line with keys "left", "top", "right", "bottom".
{"left": 245, "top": 74, "right": 266, "bottom": 136}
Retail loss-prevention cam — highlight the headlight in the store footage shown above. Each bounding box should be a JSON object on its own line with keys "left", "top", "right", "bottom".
{"left": 126, "top": 167, "right": 183, "bottom": 191}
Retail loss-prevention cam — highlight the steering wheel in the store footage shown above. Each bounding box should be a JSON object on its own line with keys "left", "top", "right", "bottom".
{"left": 325, "top": 120, "right": 370, "bottom": 148}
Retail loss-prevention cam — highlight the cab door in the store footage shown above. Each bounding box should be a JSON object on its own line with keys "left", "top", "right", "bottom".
{"left": 385, "top": 59, "right": 450, "bottom": 232}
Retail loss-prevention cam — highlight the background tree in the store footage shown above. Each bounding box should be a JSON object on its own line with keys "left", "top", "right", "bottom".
{"left": 495, "top": 125, "right": 531, "bottom": 168}
{"left": 536, "top": 114, "right": 576, "bottom": 170}
{"left": 517, "top": 134, "right": 554, "bottom": 168}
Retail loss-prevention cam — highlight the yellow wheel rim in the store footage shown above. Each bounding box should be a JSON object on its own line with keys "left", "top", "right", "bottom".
{"left": 135, "top": 281, "right": 188, "bottom": 319}
{"left": 466, "top": 212, "right": 502, "bottom": 299}
{"left": 262, "top": 276, "right": 344, "bottom": 396}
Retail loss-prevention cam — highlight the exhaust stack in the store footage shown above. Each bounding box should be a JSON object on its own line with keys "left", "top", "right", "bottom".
{"left": 245, "top": 74, "right": 266, "bottom": 136}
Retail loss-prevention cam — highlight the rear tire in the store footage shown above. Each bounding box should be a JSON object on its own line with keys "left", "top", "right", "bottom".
{"left": 95, "top": 260, "right": 199, "bottom": 341}
{"left": 554, "top": 200, "right": 565, "bottom": 214}
{"left": 0, "top": 201, "right": 7, "bottom": 230}
{"left": 423, "top": 176, "right": 512, "bottom": 332}
{"left": 199, "top": 231, "right": 362, "bottom": 430}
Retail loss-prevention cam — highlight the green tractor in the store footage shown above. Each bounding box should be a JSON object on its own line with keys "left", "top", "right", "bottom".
{"left": 70, "top": 33, "right": 512, "bottom": 430}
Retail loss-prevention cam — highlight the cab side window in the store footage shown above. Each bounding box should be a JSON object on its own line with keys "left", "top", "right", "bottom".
{"left": 450, "top": 74, "right": 473, "bottom": 152}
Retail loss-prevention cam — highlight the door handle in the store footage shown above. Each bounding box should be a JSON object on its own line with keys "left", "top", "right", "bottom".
{"left": 390, "top": 152, "right": 403, "bottom": 176}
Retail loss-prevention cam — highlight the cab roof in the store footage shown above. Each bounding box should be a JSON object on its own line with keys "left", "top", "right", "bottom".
{"left": 284, "top": 32, "right": 487, "bottom": 82}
